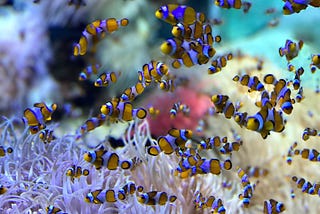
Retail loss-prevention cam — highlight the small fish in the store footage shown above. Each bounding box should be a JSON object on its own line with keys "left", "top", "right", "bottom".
{"left": 66, "top": 165, "right": 89, "bottom": 182}
{"left": 211, "top": 94, "right": 235, "bottom": 119}
{"left": 147, "top": 106, "right": 160, "bottom": 118}
{"left": 215, "top": 0, "right": 252, "bottom": 13}
{"left": 302, "top": 127, "right": 318, "bottom": 141}
{"left": 170, "top": 102, "right": 190, "bottom": 118}
{"left": 39, "top": 129, "right": 56, "bottom": 144}
{"left": 46, "top": 205, "right": 67, "bottom": 214}
{"left": 80, "top": 114, "right": 106, "bottom": 134}
{"left": 100, "top": 98, "right": 147, "bottom": 122}
{"left": 83, "top": 145, "right": 119, "bottom": 170}
{"left": 0, "top": 185, "right": 7, "bottom": 195}
{"left": 137, "top": 191, "right": 177, "bottom": 206}
{"left": 233, "top": 74, "right": 265, "bottom": 92}
{"left": 159, "top": 79, "right": 176, "bottom": 92}
{"left": 79, "top": 64, "right": 100, "bottom": 81}
{"left": 171, "top": 21, "right": 209, "bottom": 40}
{"left": 74, "top": 18, "right": 129, "bottom": 56}
{"left": 310, "top": 54, "right": 320, "bottom": 73}
{"left": 0, "top": 146, "right": 13, "bottom": 157}
{"left": 245, "top": 166, "right": 269, "bottom": 178}
{"left": 291, "top": 176, "right": 318, "bottom": 195}
{"left": 282, "top": 0, "right": 309, "bottom": 15}
{"left": 279, "top": 39, "right": 303, "bottom": 61}
{"left": 155, "top": 4, "right": 206, "bottom": 25}
{"left": 294, "top": 148, "right": 320, "bottom": 162}
{"left": 263, "top": 199, "right": 285, "bottom": 214}
{"left": 208, "top": 53, "right": 233, "bottom": 74}
{"left": 94, "top": 71, "right": 118, "bottom": 87}
{"left": 219, "top": 141, "right": 241, "bottom": 154}
{"left": 85, "top": 189, "right": 126, "bottom": 204}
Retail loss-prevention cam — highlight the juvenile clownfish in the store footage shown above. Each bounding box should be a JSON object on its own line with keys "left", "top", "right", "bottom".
{"left": 0, "top": 185, "right": 7, "bottom": 195}
{"left": 147, "top": 106, "right": 160, "bottom": 118}
{"left": 80, "top": 114, "right": 106, "bottom": 134}
{"left": 193, "top": 192, "right": 225, "bottom": 212}
{"left": 279, "top": 39, "right": 303, "bottom": 61}
{"left": 94, "top": 71, "right": 118, "bottom": 87}
{"left": 302, "top": 127, "right": 318, "bottom": 141}
{"left": 23, "top": 103, "right": 57, "bottom": 134}
{"left": 121, "top": 82, "right": 146, "bottom": 101}
{"left": 263, "top": 199, "right": 285, "bottom": 214}
{"left": 172, "top": 21, "right": 212, "bottom": 42}
{"left": 170, "top": 102, "right": 190, "bottom": 118}
{"left": 159, "top": 79, "right": 176, "bottom": 92}
{"left": 39, "top": 129, "right": 56, "bottom": 144}
{"left": 100, "top": 98, "right": 147, "bottom": 122}
{"left": 155, "top": 4, "right": 206, "bottom": 25}
{"left": 310, "top": 54, "right": 320, "bottom": 73}
{"left": 33, "top": 102, "right": 57, "bottom": 122}
{"left": 294, "top": 148, "right": 320, "bottom": 162}
{"left": 219, "top": 141, "right": 242, "bottom": 154}
{"left": 208, "top": 53, "right": 232, "bottom": 74}
{"left": 171, "top": 47, "right": 213, "bottom": 69}
{"left": 66, "top": 165, "right": 89, "bottom": 182}
{"left": 120, "top": 181, "right": 144, "bottom": 196}
{"left": 233, "top": 74, "right": 265, "bottom": 92}
{"left": 215, "top": 0, "right": 252, "bottom": 13}
{"left": 211, "top": 94, "right": 236, "bottom": 119}
{"left": 246, "top": 107, "right": 285, "bottom": 139}
{"left": 286, "top": 142, "right": 297, "bottom": 165}
{"left": 282, "top": 0, "right": 309, "bottom": 15}
{"left": 79, "top": 64, "right": 100, "bottom": 81}
{"left": 147, "top": 128, "right": 192, "bottom": 156}
{"left": 46, "top": 205, "right": 67, "bottom": 214}
{"left": 137, "top": 191, "right": 177, "bottom": 206}
{"left": 83, "top": 146, "right": 119, "bottom": 170}
{"left": 197, "top": 158, "right": 232, "bottom": 175}
{"left": 198, "top": 136, "right": 228, "bottom": 150}
{"left": 73, "top": 18, "right": 129, "bottom": 56}
{"left": 0, "top": 146, "right": 13, "bottom": 157}
{"left": 291, "top": 176, "right": 319, "bottom": 195}
{"left": 245, "top": 166, "right": 269, "bottom": 178}
{"left": 85, "top": 189, "right": 126, "bottom": 204}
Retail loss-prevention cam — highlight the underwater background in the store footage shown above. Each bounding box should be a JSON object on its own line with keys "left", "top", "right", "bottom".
{"left": 0, "top": 0, "right": 320, "bottom": 213}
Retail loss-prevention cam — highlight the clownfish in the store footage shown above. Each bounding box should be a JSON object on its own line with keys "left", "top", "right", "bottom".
{"left": 263, "top": 199, "right": 285, "bottom": 214}
{"left": 83, "top": 146, "right": 119, "bottom": 170}
{"left": 294, "top": 148, "right": 320, "bottom": 162}
{"left": 159, "top": 79, "right": 176, "bottom": 92}
{"left": 211, "top": 94, "right": 236, "bottom": 119}
{"left": 0, "top": 146, "right": 13, "bottom": 157}
{"left": 0, "top": 185, "right": 7, "bottom": 195}
{"left": 85, "top": 189, "right": 126, "bottom": 204}
{"left": 302, "top": 127, "right": 318, "bottom": 141}
{"left": 215, "top": 0, "right": 252, "bottom": 13}
{"left": 138, "top": 191, "right": 177, "bottom": 206}
{"left": 193, "top": 192, "right": 225, "bottom": 213}
{"left": 73, "top": 18, "right": 129, "bottom": 56}
{"left": 245, "top": 166, "right": 269, "bottom": 178}
{"left": 121, "top": 82, "right": 146, "bottom": 101}
{"left": 310, "top": 54, "right": 320, "bottom": 73}
{"left": 46, "top": 205, "right": 67, "bottom": 214}
{"left": 80, "top": 114, "right": 106, "bottom": 134}
{"left": 170, "top": 102, "right": 190, "bottom": 118}
{"left": 198, "top": 136, "right": 228, "bottom": 150}
{"left": 78, "top": 64, "right": 100, "bottom": 81}
{"left": 120, "top": 181, "right": 144, "bottom": 196}
{"left": 94, "top": 72, "right": 118, "bottom": 87}
{"left": 282, "top": 0, "right": 309, "bottom": 15}
{"left": 148, "top": 106, "right": 160, "bottom": 118}
{"left": 291, "top": 176, "right": 319, "bottom": 195}
{"left": 23, "top": 103, "right": 57, "bottom": 134}
{"left": 279, "top": 39, "right": 303, "bottom": 61}
{"left": 155, "top": 4, "right": 206, "bottom": 25}
{"left": 219, "top": 141, "right": 242, "bottom": 154}
{"left": 66, "top": 165, "right": 89, "bottom": 182}
{"left": 100, "top": 98, "right": 147, "bottom": 122}
{"left": 171, "top": 21, "right": 209, "bottom": 40}
{"left": 39, "top": 129, "right": 56, "bottom": 144}
{"left": 286, "top": 142, "right": 297, "bottom": 165}
{"left": 208, "top": 53, "right": 233, "bottom": 74}
{"left": 233, "top": 74, "right": 265, "bottom": 92}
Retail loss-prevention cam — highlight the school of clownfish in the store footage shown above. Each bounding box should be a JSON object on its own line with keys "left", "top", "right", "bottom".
{"left": 1, "top": 1, "right": 320, "bottom": 214}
